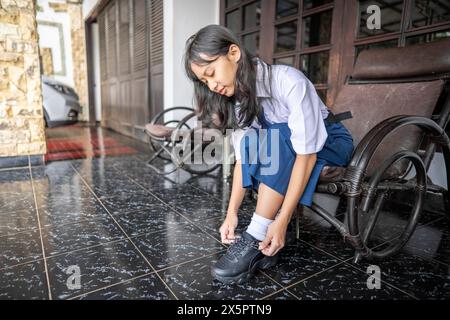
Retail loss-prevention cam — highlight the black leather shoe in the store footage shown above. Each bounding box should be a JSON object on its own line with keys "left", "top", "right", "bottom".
{"left": 212, "top": 231, "right": 278, "bottom": 284}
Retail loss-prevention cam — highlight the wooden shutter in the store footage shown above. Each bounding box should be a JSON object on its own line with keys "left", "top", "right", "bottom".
{"left": 107, "top": 2, "right": 117, "bottom": 78}
{"left": 147, "top": 0, "right": 164, "bottom": 121}
{"left": 119, "top": 0, "right": 130, "bottom": 75}
{"left": 133, "top": 0, "right": 147, "bottom": 72}
{"left": 98, "top": 13, "right": 107, "bottom": 81}
{"left": 150, "top": 0, "right": 163, "bottom": 65}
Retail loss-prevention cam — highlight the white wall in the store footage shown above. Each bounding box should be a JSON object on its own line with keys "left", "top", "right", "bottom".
{"left": 91, "top": 22, "right": 102, "bottom": 122}
{"left": 82, "top": 0, "right": 101, "bottom": 21}
{"left": 36, "top": 0, "right": 74, "bottom": 87}
{"left": 164, "top": 0, "right": 220, "bottom": 121}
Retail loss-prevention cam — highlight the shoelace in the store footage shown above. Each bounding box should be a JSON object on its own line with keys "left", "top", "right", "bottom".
{"left": 228, "top": 236, "right": 259, "bottom": 258}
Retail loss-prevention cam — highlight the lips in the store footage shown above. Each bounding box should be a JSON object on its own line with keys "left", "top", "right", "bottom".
{"left": 218, "top": 87, "right": 226, "bottom": 95}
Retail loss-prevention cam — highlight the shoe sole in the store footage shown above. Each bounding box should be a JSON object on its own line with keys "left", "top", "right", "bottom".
{"left": 211, "top": 255, "right": 278, "bottom": 285}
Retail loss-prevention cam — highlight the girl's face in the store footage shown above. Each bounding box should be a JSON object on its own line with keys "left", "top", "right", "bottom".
{"left": 190, "top": 44, "right": 241, "bottom": 97}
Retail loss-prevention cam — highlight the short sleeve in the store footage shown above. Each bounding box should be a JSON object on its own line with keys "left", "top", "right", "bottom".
{"left": 231, "top": 128, "right": 247, "bottom": 161}
{"left": 279, "top": 68, "right": 328, "bottom": 155}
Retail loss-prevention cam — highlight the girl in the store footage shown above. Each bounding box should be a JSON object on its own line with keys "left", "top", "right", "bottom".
{"left": 184, "top": 25, "right": 354, "bottom": 284}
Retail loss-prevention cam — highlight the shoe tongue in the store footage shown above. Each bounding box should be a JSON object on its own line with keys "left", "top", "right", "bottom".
{"left": 242, "top": 231, "right": 258, "bottom": 243}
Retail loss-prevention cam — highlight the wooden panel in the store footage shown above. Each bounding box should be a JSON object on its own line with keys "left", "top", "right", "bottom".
{"left": 109, "top": 82, "right": 117, "bottom": 123}
{"left": 149, "top": 63, "right": 163, "bottom": 120}
{"left": 150, "top": 0, "right": 163, "bottom": 65}
{"left": 107, "top": 2, "right": 117, "bottom": 78}
{"left": 119, "top": 0, "right": 131, "bottom": 75}
{"left": 97, "top": 0, "right": 160, "bottom": 142}
{"left": 327, "top": 0, "right": 345, "bottom": 107}
{"left": 148, "top": 0, "right": 164, "bottom": 120}
{"left": 101, "top": 83, "right": 109, "bottom": 126}
{"left": 130, "top": 0, "right": 149, "bottom": 141}
{"left": 98, "top": 14, "right": 107, "bottom": 81}
{"left": 120, "top": 80, "right": 132, "bottom": 128}
{"left": 134, "top": 0, "right": 147, "bottom": 72}
{"left": 131, "top": 78, "right": 148, "bottom": 128}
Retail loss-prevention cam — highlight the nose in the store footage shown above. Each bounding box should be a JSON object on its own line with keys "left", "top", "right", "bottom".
{"left": 208, "top": 81, "right": 218, "bottom": 92}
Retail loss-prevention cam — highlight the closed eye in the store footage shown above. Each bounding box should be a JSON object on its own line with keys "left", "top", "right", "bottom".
{"left": 204, "top": 68, "right": 214, "bottom": 78}
{"left": 200, "top": 69, "right": 214, "bottom": 85}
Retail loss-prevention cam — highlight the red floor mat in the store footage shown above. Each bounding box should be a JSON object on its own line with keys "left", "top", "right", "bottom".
{"left": 45, "top": 125, "right": 138, "bottom": 162}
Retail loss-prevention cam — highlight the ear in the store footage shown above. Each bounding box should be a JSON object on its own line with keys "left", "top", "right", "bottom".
{"left": 227, "top": 44, "right": 241, "bottom": 63}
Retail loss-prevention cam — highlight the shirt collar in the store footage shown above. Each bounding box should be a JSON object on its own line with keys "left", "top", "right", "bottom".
{"left": 255, "top": 58, "right": 272, "bottom": 98}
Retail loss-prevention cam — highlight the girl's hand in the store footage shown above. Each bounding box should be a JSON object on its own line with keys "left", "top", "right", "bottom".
{"left": 219, "top": 213, "right": 238, "bottom": 244}
{"left": 259, "top": 219, "right": 288, "bottom": 256}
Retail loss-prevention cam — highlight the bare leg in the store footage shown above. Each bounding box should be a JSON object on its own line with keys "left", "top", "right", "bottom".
{"left": 254, "top": 182, "right": 285, "bottom": 220}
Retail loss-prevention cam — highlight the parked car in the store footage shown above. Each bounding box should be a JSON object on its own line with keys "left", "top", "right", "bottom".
{"left": 41, "top": 76, "right": 81, "bottom": 128}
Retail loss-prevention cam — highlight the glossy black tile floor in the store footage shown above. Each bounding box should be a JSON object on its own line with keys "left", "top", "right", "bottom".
{"left": 0, "top": 126, "right": 449, "bottom": 300}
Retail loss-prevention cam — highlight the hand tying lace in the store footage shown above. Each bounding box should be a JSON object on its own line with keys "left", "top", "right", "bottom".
{"left": 227, "top": 236, "right": 258, "bottom": 258}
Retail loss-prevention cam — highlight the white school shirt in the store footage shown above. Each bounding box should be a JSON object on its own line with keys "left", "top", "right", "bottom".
{"left": 231, "top": 59, "right": 330, "bottom": 161}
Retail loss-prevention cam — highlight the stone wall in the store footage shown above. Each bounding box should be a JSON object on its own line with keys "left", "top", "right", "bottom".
{"left": 0, "top": 0, "right": 46, "bottom": 158}
{"left": 67, "top": 0, "right": 88, "bottom": 121}
{"left": 40, "top": 47, "right": 54, "bottom": 76}
{"left": 48, "top": 2, "right": 68, "bottom": 12}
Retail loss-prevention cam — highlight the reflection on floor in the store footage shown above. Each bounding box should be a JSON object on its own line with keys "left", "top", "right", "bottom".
{"left": 0, "top": 125, "right": 448, "bottom": 300}
{"left": 45, "top": 124, "right": 138, "bottom": 162}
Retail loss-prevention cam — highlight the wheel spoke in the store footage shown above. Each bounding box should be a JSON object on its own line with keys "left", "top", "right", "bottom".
{"left": 362, "top": 191, "right": 387, "bottom": 244}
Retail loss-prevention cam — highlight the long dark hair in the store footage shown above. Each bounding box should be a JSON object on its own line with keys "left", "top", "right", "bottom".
{"left": 184, "top": 24, "right": 266, "bottom": 131}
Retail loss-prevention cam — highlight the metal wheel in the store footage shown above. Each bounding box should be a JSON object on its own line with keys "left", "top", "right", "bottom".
{"left": 146, "top": 106, "right": 195, "bottom": 162}
{"left": 171, "top": 113, "right": 222, "bottom": 175}
{"left": 148, "top": 120, "right": 191, "bottom": 161}
{"left": 357, "top": 151, "right": 427, "bottom": 260}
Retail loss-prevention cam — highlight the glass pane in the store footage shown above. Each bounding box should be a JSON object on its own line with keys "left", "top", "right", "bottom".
{"left": 358, "top": 0, "right": 403, "bottom": 38}
{"left": 226, "top": 0, "right": 241, "bottom": 8}
{"left": 355, "top": 39, "right": 398, "bottom": 57}
{"left": 274, "top": 56, "right": 295, "bottom": 66}
{"left": 276, "top": 0, "right": 299, "bottom": 19}
{"left": 300, "top": 51, "right": 329, "bottom": 83}
{"left": 405, "top": 29, "right": 450, "bottom": 45}
{"left": 243, "top": 32, "right": 260, "bottom": 56}
{"left": 302, "top": 10, "right": 332, "bottom": 47}
{"left": 316, "top": 89, "right": 327, "bottom": 104}
{"left": 244, "top": 1, "right": 261, "bottom": 29}
{"left": 226, "top": 10, "right": 240, "bottom": 34}
{"left": 275, "top": 21, "right": 298, "bottom": 52}
{"left": 410, "top": 0, "right": 450, "bottom": 29}
{"left": 303, "top": 0, "right": 333, "bottom": 10}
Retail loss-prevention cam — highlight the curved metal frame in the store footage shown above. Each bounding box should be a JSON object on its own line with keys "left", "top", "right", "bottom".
{"left": 307, "top": 114, "right": 450, "bottom": 263}
{"left": 144, "top": 106, "right": 222, "bottom": 175}
{"left": 144, "top": 106, "right": 195, "bottom": 174}
{"left": 146, "top": 106, "right": 195, "bottom": 144}
{"left": 170, "top": 112, "right": 222, "bottom": 174}
{"left": 359, "top": 151, "right": 426, "bottom": 259}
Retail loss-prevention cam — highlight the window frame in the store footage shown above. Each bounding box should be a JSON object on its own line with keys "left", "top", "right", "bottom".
{"left": 220, "top": 0, "right": 450, "bottom": 106}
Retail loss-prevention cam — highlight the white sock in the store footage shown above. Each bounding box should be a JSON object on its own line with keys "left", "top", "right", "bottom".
{"left": 246, "top": 212, "right": 274, "bottom": 241}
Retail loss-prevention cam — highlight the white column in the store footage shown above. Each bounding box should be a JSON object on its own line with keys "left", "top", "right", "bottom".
{"left": 164, "top": 0, "right": 220, "bottom": 122}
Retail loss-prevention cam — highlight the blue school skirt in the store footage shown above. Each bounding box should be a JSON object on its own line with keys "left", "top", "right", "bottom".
{"left": 240, "top": 116, "right": 354, "bottom": 207}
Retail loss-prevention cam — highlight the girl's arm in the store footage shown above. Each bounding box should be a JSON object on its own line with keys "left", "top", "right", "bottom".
{"left": 219, "top": 160, "right": 246, "bottom": 244}
{"left": 226, "top": 160, "right": 246, "bottom": 215}
{"left": 259, "top": 153, "right": 317, "bottom": 256}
